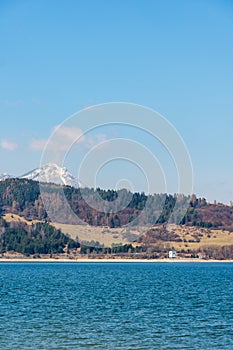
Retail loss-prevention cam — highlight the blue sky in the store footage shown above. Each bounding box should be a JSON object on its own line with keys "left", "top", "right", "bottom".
{"left": 0, "top": 0, "right": 233, "bottom": 203}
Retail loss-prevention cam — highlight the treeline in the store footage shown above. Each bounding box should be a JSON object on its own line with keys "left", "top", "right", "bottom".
{"left": 80, "top": 243, "right": 141, "bottom": 255}
{"left": 0, "top": 178, "right": 233, "bottom": 229}
{"left": 197, "top": 245, "right": 233, "bottom": 260}
{"left": 79, "top": 242, "right": 233, "bottom": 260}
{"left": 0, "top": 217, "right": 80, "bottom": 256}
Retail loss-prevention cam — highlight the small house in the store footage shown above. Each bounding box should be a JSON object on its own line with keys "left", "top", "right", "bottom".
{"left": 169, "top": 249, "right": 176, "bottom": 258}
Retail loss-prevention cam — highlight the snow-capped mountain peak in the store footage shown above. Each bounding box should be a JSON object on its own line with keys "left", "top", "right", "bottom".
{"left": 0, "top": 173, "right": 13, "bottom": 181}
{"left": 20, "top": 163, "right": 83, "bottom": 188}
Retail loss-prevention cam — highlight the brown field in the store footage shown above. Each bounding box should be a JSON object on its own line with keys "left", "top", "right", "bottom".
{"left": 53, "top": 223, "right": 233, "bottom": 250}
{"left": 53, "top": 224, "right": 233, "bottom": 250}
{"left": 53, "top": 223, "right": 146, "bottom": 246}
{"left": 162, "top": 225, "right": 233, "bottom": 251}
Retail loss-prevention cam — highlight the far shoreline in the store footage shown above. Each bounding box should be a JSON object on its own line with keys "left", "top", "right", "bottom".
{"left": 0, "top": 258, "right": 233, "bottom": 263}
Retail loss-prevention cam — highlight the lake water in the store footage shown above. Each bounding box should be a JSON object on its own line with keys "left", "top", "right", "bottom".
{"left": 0, "top": 262, "right": 233, "bottom": 349}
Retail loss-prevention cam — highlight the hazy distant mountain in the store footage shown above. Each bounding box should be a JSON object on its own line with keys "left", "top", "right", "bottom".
{"left": 21, "top": 163, "right": 83, "bottom": 188}
{"left": 0, "top": 173, "right": 13, "bottom": 181}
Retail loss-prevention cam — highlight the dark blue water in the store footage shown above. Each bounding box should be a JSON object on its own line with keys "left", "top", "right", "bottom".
{"left": 0, "top": 262, "right": 233, "bottom": 349}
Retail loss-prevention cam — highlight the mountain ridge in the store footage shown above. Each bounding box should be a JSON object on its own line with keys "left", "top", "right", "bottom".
{"left": 0, "top": 163, "right": 83, "bottom": 188}
{"left": 0, "top": 173, "right": 14, "bottom": 181}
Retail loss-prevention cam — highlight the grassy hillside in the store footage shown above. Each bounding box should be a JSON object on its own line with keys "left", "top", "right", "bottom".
{"left": 53, "top": 222, "right": 145, "bottom": 246}
{"left": 55, "top": 221, "right": 233, "bottom": 251}
{"left": 140, "top": 224, "right": 233, "bottom": 249}
{"left": 2, "top": 214, "right": 233, "bottom": 259}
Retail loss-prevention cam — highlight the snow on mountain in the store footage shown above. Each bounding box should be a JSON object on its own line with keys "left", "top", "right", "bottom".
{"left": 0, "top": 173, "right": 13, "bottom": 181}
{"left": 20, "top": 163, "right": 83, "bottom": 188}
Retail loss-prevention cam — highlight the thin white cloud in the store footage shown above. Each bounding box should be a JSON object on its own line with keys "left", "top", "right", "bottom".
{"left": 0, "top": 139, "right": 18, "bottom": 151}
{"left": 29, "top": 125, "right": 108, "bottom": 153}
{"left": 53, "top": 125, "right": 83, "bottom": 146}
{"left": 29, "top": 126, "right": 83, "bottom": 152}
{"left": 82, "top": 133, "right": 107, "bottom": 149}
{"left": 29, "top": 139, "right": 48, "bottom": 151}
{"left": 4, "top": 99, "right": 24, "bottom": 107}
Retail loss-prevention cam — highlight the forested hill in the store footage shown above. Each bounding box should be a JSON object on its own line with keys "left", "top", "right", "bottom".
{"left": 0, "top": 178, "right": 233, "bottom": 230}
{"left": 0, "top": 217, "right": 80, "bottom": 256}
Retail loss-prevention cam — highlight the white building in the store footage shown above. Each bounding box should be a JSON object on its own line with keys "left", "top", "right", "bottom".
{"left": 169, "top": 249, "right": 176, "bottom": 258}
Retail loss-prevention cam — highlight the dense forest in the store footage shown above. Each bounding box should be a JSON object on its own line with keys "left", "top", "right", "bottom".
{"left": 0, "top": 217, "right": 80, "bottom": 256}
{"left": 0, "top": 178, "right": 233, "bottom": 230}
